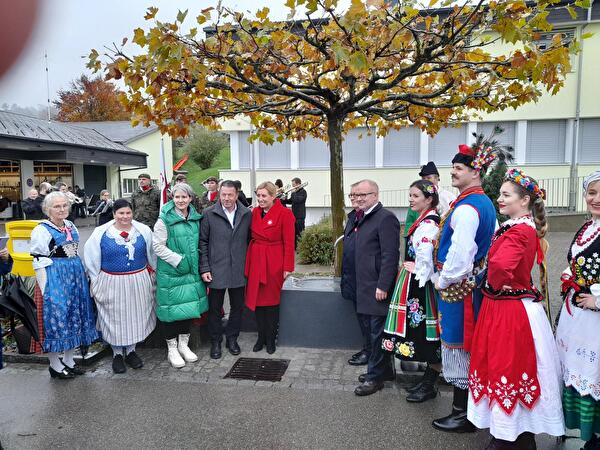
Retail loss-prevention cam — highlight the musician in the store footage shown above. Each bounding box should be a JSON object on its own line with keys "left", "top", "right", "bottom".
{"left": 74, "top": 185, "right": 87, "bottom": 218}
{"left": 55, "top": 182, "right": 81, "bottom": 222}
{"left": 281, "top": 178, "right": 307, "bottom": 247}
{"left": 91, "top": 190, "right": 114, "bottom": 226}
{"left": 198, "top": 176, "right": 219, "bottom": 213}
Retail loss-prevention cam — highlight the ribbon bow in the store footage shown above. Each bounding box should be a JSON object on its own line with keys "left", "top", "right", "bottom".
{"left": 120, "top": 231, "right": 129, "bottom": 240}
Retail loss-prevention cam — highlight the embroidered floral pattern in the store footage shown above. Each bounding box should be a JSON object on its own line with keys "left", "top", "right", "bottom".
{"left": 382, "top": 338, "right": 395, "bottom": 352}
{"left": 407, "top": 298, "right": 425, "bottom": 328}
{"left": 469, "top": 370, "right": 485, "bottom": 401}
{"left": 469, "top": 372, "right": 541, "bottom": 413}
{"left": 397, "top": 341, "right": 415, "bottom": 358}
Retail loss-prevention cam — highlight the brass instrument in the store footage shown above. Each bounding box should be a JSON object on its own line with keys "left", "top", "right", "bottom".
{"left": 276, "top": 181, "right": 308, "bottom": 199}
{"left": 65, "top": 191, "right": 84, "bottom": 204}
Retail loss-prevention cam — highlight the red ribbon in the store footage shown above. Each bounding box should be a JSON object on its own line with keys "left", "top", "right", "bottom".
{"left": 120, "top": 231, "right": 129, "bottom": 239}
{"left": 59, "top": 226, "right": 73, "bottom": 241}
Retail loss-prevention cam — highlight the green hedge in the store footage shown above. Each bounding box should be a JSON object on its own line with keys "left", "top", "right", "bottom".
{"left": 297, "top": 215, "right": 335, "bottom": 266}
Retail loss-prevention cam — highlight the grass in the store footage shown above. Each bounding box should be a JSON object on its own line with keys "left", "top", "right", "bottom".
{"left": 174, "top": 146, "right": 230, "bottom": 194}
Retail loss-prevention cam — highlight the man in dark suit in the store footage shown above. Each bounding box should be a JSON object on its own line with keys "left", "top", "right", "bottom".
{"left": 340, "top": 179, "right": 400, "bottom": 396}
{"left": 199, "top": 180, "right": 252, "bottom": 359}
{"left": 281, "top": 177, "right": 307, "bottom": 247}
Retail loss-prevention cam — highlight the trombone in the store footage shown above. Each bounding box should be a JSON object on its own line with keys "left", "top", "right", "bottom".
{"left": 276, "top": 181, "right": 308, "bottom": 199}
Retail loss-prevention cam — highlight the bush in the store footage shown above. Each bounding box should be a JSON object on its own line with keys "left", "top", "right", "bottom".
{"left": 182, "top": 127, "right": 229, "bottom": 170}
{"left": 482, "top": 160, "right": 509, "bottom": 222}
{"left": 297, "top": 215, "right": 335, "bottom": 266}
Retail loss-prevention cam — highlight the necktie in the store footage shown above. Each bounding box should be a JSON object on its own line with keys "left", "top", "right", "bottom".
{"left": 355, "top": 209, "right": 364, "bottom": 225}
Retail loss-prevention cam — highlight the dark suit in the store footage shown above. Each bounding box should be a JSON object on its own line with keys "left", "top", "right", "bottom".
{"left": 199, "top": 200, "right": 251, "bottom": 343}
{"left": 340, "top": 202, "right": 400, "bottom": 381}
{"left": 282, "top": 187, "right": 307, "bottom": 246}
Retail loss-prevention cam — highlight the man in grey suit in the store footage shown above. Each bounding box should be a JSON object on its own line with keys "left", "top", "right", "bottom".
{"left": 200, "top": 180, "right": 252, "bottom": 359}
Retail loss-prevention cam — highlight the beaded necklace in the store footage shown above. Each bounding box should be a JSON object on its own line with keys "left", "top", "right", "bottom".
{"left": 575, "top": 219, "right": 600, "bottom": 246}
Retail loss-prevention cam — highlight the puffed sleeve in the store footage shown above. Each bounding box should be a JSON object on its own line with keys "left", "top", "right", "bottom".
{"left": 590, "top": 284, "right": 600, "bottom": 310}
{"left": 413, "top": 219, "right": 439, "bottom": 288}
{"left": 30, "top": 225, "right": 53, "bottom": 269}
{"left": 83, "top": 226, "right": 104, "bottom": 280}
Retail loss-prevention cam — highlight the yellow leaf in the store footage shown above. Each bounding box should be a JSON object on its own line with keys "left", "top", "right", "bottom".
{"left": 425, "top": 16, "right": 432, "bottom": 31}
{"left": 256, "top": 7, "right": 270, "bottom": 20}
{"left": 144, "top": 7, "right": 158, "bottom": 20}
{"left": 133, "top": 28, "right": 147, "bottom": 46}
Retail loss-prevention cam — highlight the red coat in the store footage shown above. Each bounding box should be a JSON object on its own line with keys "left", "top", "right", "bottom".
{"left": 245, "top": 199, "right": 295, "bottom": 311}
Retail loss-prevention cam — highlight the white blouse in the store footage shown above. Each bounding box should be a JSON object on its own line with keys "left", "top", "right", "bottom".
{"left": 30, "top": 219, "right": 77, "bottom": 270}
{"left": 412, "top": 218, "right": 439, "bottom": 288}
{"left": 565, "top": 217, "right": 600, "bottom": 308}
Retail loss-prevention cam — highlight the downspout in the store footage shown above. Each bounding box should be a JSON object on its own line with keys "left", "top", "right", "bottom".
{"left": 569, "top": 2, "right": 593, "bottom": 211}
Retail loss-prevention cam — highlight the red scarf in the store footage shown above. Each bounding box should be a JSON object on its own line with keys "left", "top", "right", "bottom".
{"left": 209, "top": 191, "right": 217, "bottom": 202}
{"left": 407, "top": 208, "right": 437, "bottom": 237}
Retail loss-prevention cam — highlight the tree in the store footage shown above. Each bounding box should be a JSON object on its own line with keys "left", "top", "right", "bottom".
{"left": 89, "top": 0, "right": 581, "bottom": 274}
{"left": 183, "top": 127, "right": 229, "bottom": 169}
{"left": 54, "top": 74, "right": 130, "bottom": 122}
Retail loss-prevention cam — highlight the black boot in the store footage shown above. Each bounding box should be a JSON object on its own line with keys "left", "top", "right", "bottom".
{"left": 514, "top": 432, "right": 536, "bottom": 450}
{"left": 485, "top": 437, "right": 518, "bottom": 450}
{"left": 432, "top": 387, "right": 476, "bottom": 433}
{"left": 253, "top": 335, "right": 265, "bottom": 352}
{"left": 406, "top": 366, "right": 439, "bottom": 403}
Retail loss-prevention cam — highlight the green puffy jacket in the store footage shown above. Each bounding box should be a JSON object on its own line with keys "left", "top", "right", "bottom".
{"left": 155, "top": 201, "right": 208, "bottom": 322}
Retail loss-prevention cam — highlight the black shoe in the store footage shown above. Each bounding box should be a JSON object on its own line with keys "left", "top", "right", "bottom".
{"left": 49, "top": 366, "right": 75, "bottom": 379}
{"left": 60, "top": 359, "right": 85, "bottom": 376}
{"left": 112, "top": 355, "right": 127, "bottom": 374}
{"left": 485, "top": 437, "right": 519, "bottom": 450}
{"left": 348, "top": 351, "right": 370, "bottom": 366}
{"left": 226, "top": 338, "right": 241, "bottom": 356}
{"left": 406, "top": 384, "right": 438, "bottom": 403}
{"left": 583, "top": 434, "right": 599, "bottom": 450}
{"left": 406, "top": 380, "right": 424, "bottom": 393}
{"left": 125, "top": 351, "right": 144, "bottom": 369}
{"left": 358, "top": 372, "right": 395, "bottom": 383}
{"left": 210, "top": 341, "right": 222, "bottom": 359}
{"left": 432, "top": 408, "right": 476, "bottom": 433}
{"left": 354, "top": 381, "right": 384, "bottom": 396}
{"left": 253, "top": 337, "right": 265, "bottom": 352}
{"left": 350, "top": 350, "right": 366, "bottom": 360}
{"left": 266, "top": 340, "right": 276, "bottom": 354}
{"left": 514, "top": 432, "right": 536, "bottom": 450}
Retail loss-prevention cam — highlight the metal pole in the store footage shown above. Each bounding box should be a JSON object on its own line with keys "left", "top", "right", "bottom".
{"left": 249, "top": 124, "right": 256, "bottom": 204}
{"left": 44, "top": 51, "right": 51, "bottom": 122}
{"left": 569, "top": 2, "right": 593, "bottom": 210}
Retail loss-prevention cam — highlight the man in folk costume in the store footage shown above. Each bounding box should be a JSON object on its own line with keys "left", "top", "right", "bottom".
{"left": 432, "top": 133, "right": 511, "bottom": 433}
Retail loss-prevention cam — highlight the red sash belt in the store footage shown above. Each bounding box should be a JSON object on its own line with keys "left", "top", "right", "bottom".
{"left": 102, "top": 266, "right": 148, "bottom": 276}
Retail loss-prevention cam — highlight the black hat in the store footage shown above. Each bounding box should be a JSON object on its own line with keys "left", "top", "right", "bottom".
{"left": 419, "top": 161, "right": 439, "bottom": 177}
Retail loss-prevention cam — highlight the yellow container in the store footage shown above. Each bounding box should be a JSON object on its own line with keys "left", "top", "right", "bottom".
{"left": 5, "top": 220, "right": 41, "bottom": 277}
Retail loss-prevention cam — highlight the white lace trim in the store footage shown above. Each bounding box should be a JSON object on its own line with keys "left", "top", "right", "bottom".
{"left": 500, "top": 216, "right": 536, "bottom": 231}
{"left": 107, "top": 226, "right": 140, "bottom": 261}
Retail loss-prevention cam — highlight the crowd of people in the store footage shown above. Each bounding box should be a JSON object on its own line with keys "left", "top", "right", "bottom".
{"left": 3, "top": 146, "right": 598, "bottom": 449}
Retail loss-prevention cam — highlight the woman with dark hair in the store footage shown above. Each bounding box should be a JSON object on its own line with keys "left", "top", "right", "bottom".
{"left": 556, "top": 170, "right": 600, "bottom": 449}
{"left": 468, "top": 169, "right": 564, "bottom": 449}
{"left": 30, "top": 191, "right": 99, "bottom": 379}
{"left": 84, "top": 199, "right": 156, "bottom": 374}
{"left": 245, "top": 181, "right": 295, "bottom": 354}
{"left": 382, "top": 180, "right": 441, "bottom": 403}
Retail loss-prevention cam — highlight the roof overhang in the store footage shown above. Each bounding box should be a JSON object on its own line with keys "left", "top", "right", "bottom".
{"left": 0, "top": 136, "right": 147, "bottom": 167}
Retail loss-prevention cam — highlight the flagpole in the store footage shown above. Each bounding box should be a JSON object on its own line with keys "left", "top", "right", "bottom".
{"left": 159, "top": 137, "right": 168, "bottom": 209}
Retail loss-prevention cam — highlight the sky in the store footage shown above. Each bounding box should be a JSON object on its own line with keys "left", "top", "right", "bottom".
{"left": 0, "top": 0, "right": 341, "bottom": 109}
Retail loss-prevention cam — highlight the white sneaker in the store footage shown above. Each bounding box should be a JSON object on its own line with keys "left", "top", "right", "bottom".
{"left": 166, "top": 338, "right": 185, "bottom": 368}
{"left": 178, "top": 334, "right": 198, "bottom": 363}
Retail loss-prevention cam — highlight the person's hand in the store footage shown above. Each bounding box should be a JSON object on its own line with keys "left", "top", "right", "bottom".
{"left": 201, "top": 272, "right": 213, "bottom": 283}
{"left": 575, "top": 293, "right": 598, "bottom": 310}
{"left": 0, "top": 248, "right": 9, "bottom": 260}
{"left": 434, "top": 281, "right": 441, "bottom": 291}
{"left": 283, "top": 271, "right": 291, "bottom": 279}
{"left": 403, "top": 261, "right": 415, "bottom": 273}
{"left": 376, "top": 288, "right": 388, "bottom": 301}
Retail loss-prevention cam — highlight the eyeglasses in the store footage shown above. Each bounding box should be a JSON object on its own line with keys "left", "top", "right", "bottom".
{"left": 348, "top": 192, "right": 375, "bottom": 200}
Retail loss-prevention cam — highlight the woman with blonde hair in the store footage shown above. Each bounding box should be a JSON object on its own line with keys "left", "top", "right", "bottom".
{"left": 467, "top": 169, "right": 564, "bottom": 449}
{"left": 245, "top": 181, "right": 295, "bottom": 354}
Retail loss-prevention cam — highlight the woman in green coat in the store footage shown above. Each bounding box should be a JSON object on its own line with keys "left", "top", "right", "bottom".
{"left": 153, "top": 183, "right": 208, "bottom": 368}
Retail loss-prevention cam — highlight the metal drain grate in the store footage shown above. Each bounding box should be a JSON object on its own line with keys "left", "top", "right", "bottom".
{"left": 224, "top": 357, "right": 290, "bottom": 382}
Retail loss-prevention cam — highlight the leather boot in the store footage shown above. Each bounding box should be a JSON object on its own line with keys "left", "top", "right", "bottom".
{"left": 166, "top": 338, "right": 185, "bottom": 369}
{"left": 253, "top": 335, "right": 265, "bottom": 352}
{"left": 406, "top": 366, "right": 439, "bottom": 403}
{"left": 266, "top": 338, "right": 276, "bottom": 354}
{"left": 178, "top": 334, "right": 199, "bottom": 362}
{"left": 485, "top": 437, "right": 518, "bottom": 450}
{"left": 432, "top": 387, "right": 476, "bottom": 433}
{"left": 514, "top": 432, "right": 536, "bottom": 450}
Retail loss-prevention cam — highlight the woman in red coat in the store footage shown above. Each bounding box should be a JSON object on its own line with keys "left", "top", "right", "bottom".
{"left": 245, "top": 181, "right": 295, "bottom": 354}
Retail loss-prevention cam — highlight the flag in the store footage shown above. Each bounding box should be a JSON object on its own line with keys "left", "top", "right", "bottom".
{"left": 159, "top": 137, "right": 169, "bottom": 209}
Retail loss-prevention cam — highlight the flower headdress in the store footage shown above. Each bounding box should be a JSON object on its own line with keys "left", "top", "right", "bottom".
{"left": 452, "top": 125, "right": 514, "bottom": 175}
{"left": 505, "top": 168, "right": 545, "bottom": 200}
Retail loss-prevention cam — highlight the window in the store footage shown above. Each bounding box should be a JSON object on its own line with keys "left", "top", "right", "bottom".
{"left": 476, "top": 122, "right": 516, "bottom": 151}
{"left": 534, "top": 29, "right": 575, "bottom": 51}
{"left": 239, "top": 131, "right": 252, "bottom": 169}
{"left": 579, "top": 118, "right": 600, "bottom": 164}
{"left": 299, "top": 137, "right": 329, "bottom": 168}
{"left": 383, "top": 127, "right": 420, "bottom": 167}
{"left": 343, "top": 128, "right": 376, "bottom": 168}
{"left": 428, "top": 125, "right": 468, "bottom": 165}
{"left": 122, "top": 178, "right": 158, "bottom": 195}
{"left": 258, "top": 139, "right": 291, "bottom": 169}
{"left": 526, "top": 120, "right": 566, "bottom": 164}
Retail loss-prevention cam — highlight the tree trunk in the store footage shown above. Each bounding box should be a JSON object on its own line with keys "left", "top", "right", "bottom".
{"left": 327, "top": 115, "right": 345, "bottom": 277}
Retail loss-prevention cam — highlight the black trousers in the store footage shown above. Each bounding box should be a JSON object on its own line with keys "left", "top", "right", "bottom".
{"left": 162, "top": 319, "right": 192, "bottom": 340}
{"left": 208, "top": 286, "right": 245, "bottom": 343}
{"left": 294, "top": 218, "right": 305, "bottom": 247}
{"left": 255, "top": 305, "right": 279, "bottom": 343}
{"left": 356, "top": 309, "right": 372, "bottom": 354}
{"left": 357, "top": 313, "right": 393, "bottom": 382}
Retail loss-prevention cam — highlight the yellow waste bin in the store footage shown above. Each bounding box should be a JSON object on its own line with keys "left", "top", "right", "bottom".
{"left": 5, "top": 220, "right": 41, "bottom": 277}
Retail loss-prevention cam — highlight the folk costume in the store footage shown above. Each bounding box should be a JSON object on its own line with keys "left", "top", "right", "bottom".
{"left": 432, "top": 132, "right": 510, "bottom": 433}
{"left": 556, "top": 171, "right": 600, "bottom": 445}
{"left": 383, "top": 208, "right": 441, "bottom": 363}
{"left": 30, "top": 220, "right": 99, "bottom": 353}
{"left": 418, "top": 161, "right": 456, "bottom": 216}
{"left": 245, "top": 199, "right": 295, "bottom": 352}
{"left": 468, "top": 214, "right": 564, "bottom": 442}
{"left": 84, "top": 219, "right": 156, "bottom": 356}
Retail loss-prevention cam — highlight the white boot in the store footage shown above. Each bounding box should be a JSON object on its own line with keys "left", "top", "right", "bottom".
{"left": 166, "top": 338, "right": 185, "bottom": 368}
{"left": 178, "top": 334, "right": 198, "bottom": 362}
